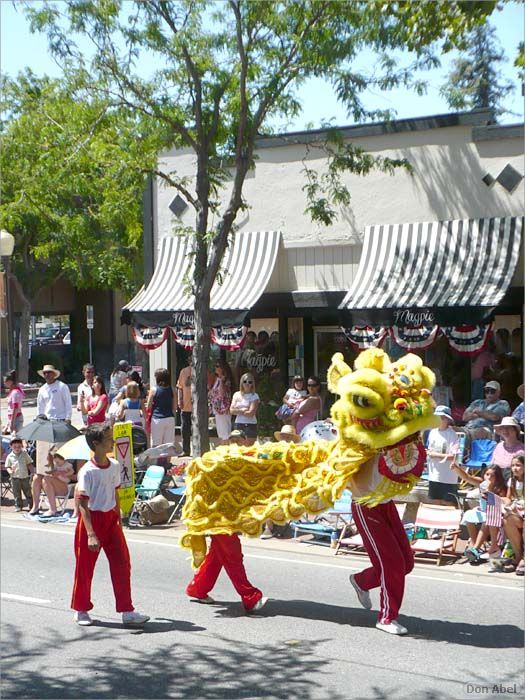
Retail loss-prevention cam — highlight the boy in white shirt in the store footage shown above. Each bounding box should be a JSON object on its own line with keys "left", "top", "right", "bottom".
{"left": 71, "top": 423, "right": 149, "bottom": 627}
{"left": 426, "top": 405, "right": 459, "bottom": 505}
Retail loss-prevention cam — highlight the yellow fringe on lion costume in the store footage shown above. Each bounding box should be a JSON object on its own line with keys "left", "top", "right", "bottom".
{"left": 181, "top": 349, "right": 439, "bottom": 568}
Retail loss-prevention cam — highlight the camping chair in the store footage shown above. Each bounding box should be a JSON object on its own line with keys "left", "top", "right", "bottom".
{"left": 39, "top": 482, "right": 75, "bottom": 515}
{"left": 335, "top": 503, "right": 409, "bottom": 555}
{"left": 166, "top": 486, "right": 187, "bottom": 523}
{"left": 127, "top": 465, "right": 165, "bottom": 527}
{"left": 410, "top": 504, "right": 462, "bottom": 566}
{"left": 292, "top": 490, "right": 353, "bottom": 546}
{"left": 1, "top": 466, "right": 13, "bottom": 501}
{"left": 464, "top": 439, "right": 497, "bottom": 470}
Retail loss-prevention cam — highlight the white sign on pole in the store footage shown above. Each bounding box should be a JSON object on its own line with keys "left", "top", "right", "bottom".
{"left": 86, "top": 305, "right": 94, "bottom": 330}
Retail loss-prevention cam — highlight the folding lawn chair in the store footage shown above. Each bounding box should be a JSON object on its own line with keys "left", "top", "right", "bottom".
{"left": 127, "top": 465, "right": 165, "bottom": 527}
{"left": 166, "top": 485, "right": 187, "bottom": 523}
{"left": 410, "top": 504, "right": 462, "bottom": 566}
{"left": 292, "top": 490, "right": 353, "bottom": 546}
{"left": 335, "top": 503, "right": 409, "bottom": 555}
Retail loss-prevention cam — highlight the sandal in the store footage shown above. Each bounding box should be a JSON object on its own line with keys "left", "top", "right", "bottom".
{"left": 516, "top": 561, "right": 525, "bottom": 577}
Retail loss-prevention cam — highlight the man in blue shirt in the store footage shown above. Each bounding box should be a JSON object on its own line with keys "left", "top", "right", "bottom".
{"left": 463, "top": 380, "right": 510, "bottom": 438}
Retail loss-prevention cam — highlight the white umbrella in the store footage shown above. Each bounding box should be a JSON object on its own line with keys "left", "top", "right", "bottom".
{"left": 58, "top": 434, "right": 92, "bottom": 461}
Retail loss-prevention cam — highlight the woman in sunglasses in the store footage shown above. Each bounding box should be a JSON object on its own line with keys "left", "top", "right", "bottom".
{"left": 291, "top": 376, "right": 322, "bottom": 435}
{"left": 230, "top": 373, "right": 260, "bottom": 446}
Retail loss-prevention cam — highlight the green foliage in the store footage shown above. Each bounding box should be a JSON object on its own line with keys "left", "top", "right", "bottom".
{"left": 0, "top": 71, "right": 151, "bottom": 301}
{"left": 440, "top": 22, "right": 515, "bottom": 118}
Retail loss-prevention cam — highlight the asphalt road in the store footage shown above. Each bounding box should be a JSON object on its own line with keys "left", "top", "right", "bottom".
{"left": 1, "top": 521, "right": 523, "bottom": 700}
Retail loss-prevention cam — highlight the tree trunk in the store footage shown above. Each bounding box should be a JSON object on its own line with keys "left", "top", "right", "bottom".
{"left": 11, "top": 275, "right": 32, "bottom": 383}
{"left": 192, "top": 294, "right": 211, "bottom": 456}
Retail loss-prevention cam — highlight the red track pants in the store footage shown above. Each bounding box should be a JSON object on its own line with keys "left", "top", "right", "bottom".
{"left": 352, "top": 500, "right": 414, "bottom": 624}
{"left": 71, "top": 509, "right": 134, "bottom": 613}
{"left": 186, "top": 534, "right": 262, "bottom": 611}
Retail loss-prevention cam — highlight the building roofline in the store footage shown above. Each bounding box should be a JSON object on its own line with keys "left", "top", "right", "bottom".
{"left": 255, "top": 109, "right": 499, "bottom": 148}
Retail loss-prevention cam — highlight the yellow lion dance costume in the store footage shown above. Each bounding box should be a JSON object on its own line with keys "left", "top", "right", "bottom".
{"left": 181, "top": 348, "right": 439, "bottom": 569}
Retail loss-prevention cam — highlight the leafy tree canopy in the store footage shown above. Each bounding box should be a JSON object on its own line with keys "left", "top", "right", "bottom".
{"left": 440, "top": 21, "right": 515, "bottom": 118}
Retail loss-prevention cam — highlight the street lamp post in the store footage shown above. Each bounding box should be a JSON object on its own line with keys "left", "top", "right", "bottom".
{"left": 0, "top": 230, "right": 15, "bottom": 372}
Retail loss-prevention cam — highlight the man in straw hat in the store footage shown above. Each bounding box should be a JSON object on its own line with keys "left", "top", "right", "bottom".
{"left": 30, "top": 365, "right": 73, "bottom": 515}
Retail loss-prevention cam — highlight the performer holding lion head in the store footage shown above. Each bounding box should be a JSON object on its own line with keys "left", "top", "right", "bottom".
{"left": 182, "top": 348, "right": 438, "bottom": 632}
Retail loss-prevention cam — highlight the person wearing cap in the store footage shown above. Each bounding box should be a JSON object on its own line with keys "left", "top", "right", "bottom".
{"left": 109, "top": 361, "right": 129, "bottom": 404}
{"left": 4, "top": 436, "right": 33, "bottom": 512}
{"left": 462, "top": 380, "right": 510, "bottom": 437}
{"left": 491, "top": 417, "right": 524, "bottom": 477}
{"left": 426, "top": 406, "right": 460, "bottom": 506}
{"left": 228, "top": 429, "right": 247, "bottom": 446}
{"left": 33, "top": 365, "right": 73, "bottom": 513}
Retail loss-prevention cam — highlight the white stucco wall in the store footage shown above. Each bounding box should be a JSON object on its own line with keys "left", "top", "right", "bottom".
{"left": 155, "top": 116, "right": 524, "bottom": 292}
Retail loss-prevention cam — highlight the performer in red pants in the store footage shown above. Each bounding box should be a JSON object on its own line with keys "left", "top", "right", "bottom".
{"left": 186, "top": 533, "right": 267, "bottom": 612}
{"left": 350, "top": 500, "right": 414, "bottom": 635}
{"left": 71, "top": 423, "right": 150, "bottom": 627}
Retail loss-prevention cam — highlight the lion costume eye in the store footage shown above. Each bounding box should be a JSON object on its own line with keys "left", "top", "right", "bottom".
{"left": 352, "top": 395, "right": 370, "bottom": 408}
{"left": 398, "top": 374, "right": 410, "bottom": 385}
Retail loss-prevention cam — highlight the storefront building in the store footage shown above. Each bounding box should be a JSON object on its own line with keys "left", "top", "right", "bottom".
{"left": 123, "top": 109, "right": 523, "bottom": 422}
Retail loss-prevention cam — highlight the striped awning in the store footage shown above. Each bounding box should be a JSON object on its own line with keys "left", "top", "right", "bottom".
{"left": 122, "top": 231, "right": 281, "bottom": 327}
{"left": 339, "top": 216, "right": 523, "bottom": 325}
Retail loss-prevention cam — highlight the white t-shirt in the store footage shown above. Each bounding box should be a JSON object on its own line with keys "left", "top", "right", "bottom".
{"left": 77, "top": 457, "right": 121, "bottom": 512}
{"left": 427, "top": 427, "right": 459, "bottom": 484}
{"left": 233, "top": 392, "right": 260, "bottom": 425}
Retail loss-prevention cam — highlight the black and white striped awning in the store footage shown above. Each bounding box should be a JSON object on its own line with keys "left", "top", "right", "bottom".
{"left": 339, "top": 216, "right": 523, "bottom": 326}
{"left": 122, "top": 231, "right": 281, "bottom": 327}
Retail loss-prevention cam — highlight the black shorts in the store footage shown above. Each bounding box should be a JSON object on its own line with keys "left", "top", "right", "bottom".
{"left": 428, "top": 481, "right": 458, "bottom": 503}
{"left": 234, "top": 422, "right": 258, "bottom": 439}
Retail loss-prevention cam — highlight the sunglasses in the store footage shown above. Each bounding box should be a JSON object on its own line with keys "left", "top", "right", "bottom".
{"left": 484, "top": 388, "right": 496, "bottom": 393}
{"left": 307, "top": 383, "right": 319, "bottom": 387}
{"left": 242, "top": 380, "right": 254, "bottom": 385}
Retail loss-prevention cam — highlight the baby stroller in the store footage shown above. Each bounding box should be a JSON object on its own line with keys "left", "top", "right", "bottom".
{"left": 130, "top": 425, "right": 148, "bottom": 457}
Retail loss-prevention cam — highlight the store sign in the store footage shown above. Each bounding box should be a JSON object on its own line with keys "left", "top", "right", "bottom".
{"left": 393, "top": 309, "right": 435, "bottom": 326}
{"left": 246, "top": 352, "right": 278, "bottom": 374}
{"left": 172, "top": 311, "right": 194, "bottom": 325}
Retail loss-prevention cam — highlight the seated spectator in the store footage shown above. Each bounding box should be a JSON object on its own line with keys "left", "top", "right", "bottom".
{"left": 512, "top": 384, "right": 524, "bottom": 427}
{"left": 117, "top": 381, "right": 145, "bottom": 428}
{"left": 228, "top": 429, "right": 248, "bottom": 447}
{"left": 426, "top": 406, "right": 459, "bottom": 506}
{"left": 492, "top": 417, "right": 524, "bottom": 478}
{"left": 503, "top": 455, "right": 524, "bottom": 575}
{"left": 275, "top": 376, "right": 307, "bottom": 423}
{"left": 462, "top": 380, "right": 510, "bottom": 439}
{"left": 40, "top": 448, "right": 74, "bottom": 517}
{"left": 452, "top": 463, "right": 508, "bottom": 563}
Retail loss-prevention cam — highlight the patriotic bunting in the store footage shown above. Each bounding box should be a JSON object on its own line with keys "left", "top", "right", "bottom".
{"left": 343, "top": 326, "right": 388, "bottom": 350}
{"left": 441, "top": 323, "right": 494, "bottom": 356}
{"left": 391, "top": 325, "right": 440, "bottom": 350}
{"left": 132, "top": 326, "right": 169, "bottom": 350}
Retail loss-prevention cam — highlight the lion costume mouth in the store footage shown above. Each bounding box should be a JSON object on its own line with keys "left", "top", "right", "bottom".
{"left": 350, "top": 414, "right": 382, "bottom": 429}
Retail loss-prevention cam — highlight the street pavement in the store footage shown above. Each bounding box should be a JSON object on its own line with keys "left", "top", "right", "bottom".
{"left": 1, "top": 511, "right": 523, "bottom": 700}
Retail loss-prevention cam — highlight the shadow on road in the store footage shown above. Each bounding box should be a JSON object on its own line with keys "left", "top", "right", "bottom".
{"left": 220, "top": 599, "right": 525, "bottom": 649}
{"left": 1, "top": 623, "right": 343, "bottom": 700}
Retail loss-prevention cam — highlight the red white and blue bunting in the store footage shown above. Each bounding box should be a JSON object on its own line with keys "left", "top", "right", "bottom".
{"left": 343, "top": 326, "right": 388, "bottom": 350}
{"left": 391, "top": 325, "right": 440, "bottom": 350}
{"left": 133, "top": 325, "right": 247, "bottom": 351}
{"left": 132, "top": 326, "right": 169, "bottom": 351}
{"left": 342, "top": 323, "right": 493, "bottom": 355}
{"left": 441, "top": 323, "right": 493, "bottom": 356}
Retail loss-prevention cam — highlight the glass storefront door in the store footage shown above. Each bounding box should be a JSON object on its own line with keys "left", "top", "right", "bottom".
{"left": 313, "top": 326, "right": 356, "bottom": 416}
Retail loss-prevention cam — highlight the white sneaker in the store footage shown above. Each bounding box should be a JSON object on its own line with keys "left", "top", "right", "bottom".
{"left": 74, "top": 611, "right": 93, "bottom": 626}
{"left": 349, "top": 574, "right": 372, "bottom": 610}
{"left": 192, "top": 595, "right": 215, "bottom": 604}
{"left": 260, "top": 528, "right": 273, "bottom": 540}
{"left": 122, "top": 611, "right": 150, "bottom": 626}
{"left": 247, "top": 596, "right": 268, "bottom": 613}
{"left": 376, "top": 620, "right": 408, "bottom": 635}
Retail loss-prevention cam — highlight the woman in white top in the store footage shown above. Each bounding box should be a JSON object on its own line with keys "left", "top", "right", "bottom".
{"left": 229, "top": 372, "right": 260, "bottom": 446}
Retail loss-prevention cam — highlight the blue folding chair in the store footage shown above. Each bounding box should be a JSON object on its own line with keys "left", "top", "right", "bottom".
{"left": 464, "top": 439, "right": 497, "bottom": 469}
{"left": 166, "top": 485, "right": 187, "bottom": 523}
{"left": 292, "top": 490, "right": 353, "bottom": 546}
{"left": 128, "top": 465, "right": 165, "bottom": 526}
